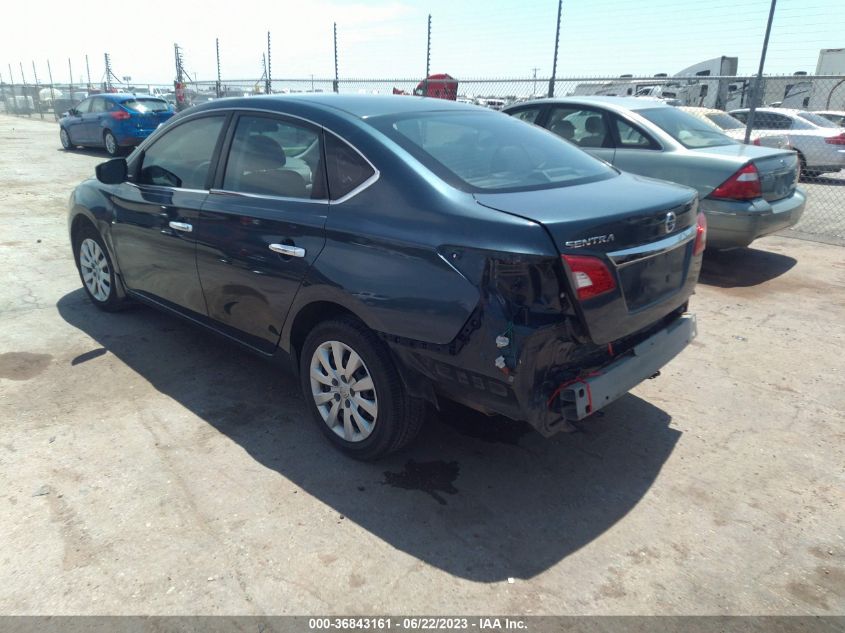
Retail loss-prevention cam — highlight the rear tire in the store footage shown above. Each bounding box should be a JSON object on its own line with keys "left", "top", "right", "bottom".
{"left": 103, "top": 130, "right": 120, "bottom": 157}
{"left": 299, "top": 317, "right": 425, "bottom": 460}
{"left": 73, "top": 224, "right": 127, "bottom": 312}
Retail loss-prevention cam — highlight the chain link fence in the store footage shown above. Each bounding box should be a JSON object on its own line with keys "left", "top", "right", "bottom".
{"left": 1, "top": 73, "right": 842, "bottom": 242}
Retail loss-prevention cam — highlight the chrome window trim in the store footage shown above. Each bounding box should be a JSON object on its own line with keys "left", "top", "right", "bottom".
{"left": 608, "top": 224, "right": 697, "bottom": 268}
{"left": 208, "top": 188, "right": 328, "bottom": 204}
{"left": 323, "top": 128, "right": 380, "bottom": 204}
{"left": 165, "top": 106, "right": 380, "bottom": 204}
{"left": 124, "top": 182, "right": 210, "bottom": 195}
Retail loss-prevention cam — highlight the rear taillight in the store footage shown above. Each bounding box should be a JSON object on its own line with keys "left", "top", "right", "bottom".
{"left": 562, "top": 255, "right": 616, "bottom": 301}
{"left": 709, "top": 163, "right": 761, "bottom": 200}
{"left": 693, "top": 212, "right": 707, "bottom": 256}
{"left": 110, "top": 109, "right": 131, "bottom": 120}
{"left": 752, "top": 138, "right": 761, "bottom": 146}
{"left": 825, "top": 133, "right": 845, "bottom": 145}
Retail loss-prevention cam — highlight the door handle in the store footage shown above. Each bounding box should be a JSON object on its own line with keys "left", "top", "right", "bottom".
{"left": 168, "top": 221, "right": 193, "bottom": 233}
{"left": 269, "top": 243, "right": 306, "bottom": 258}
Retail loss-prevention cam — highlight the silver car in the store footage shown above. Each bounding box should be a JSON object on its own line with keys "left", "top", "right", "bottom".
{"left": 729, "top": 108, "right": 845, "bottom": 178}
{"left": 504, "top": 96, "right": 805, "bottom": 249}
{"left": 815, "top": 110, "right": 845, "bottom": 127}
{"left": 679, "top": 106, "right": 789, "bottom": 150}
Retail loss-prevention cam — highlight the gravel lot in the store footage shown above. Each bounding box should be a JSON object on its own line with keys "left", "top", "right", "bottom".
{"left": 0, "top": 114, "right": 843, "bottom": 616}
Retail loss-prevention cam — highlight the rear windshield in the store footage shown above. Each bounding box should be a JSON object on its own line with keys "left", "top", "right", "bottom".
{"left": 121, "top": 98, "right": 170, "bottom": 113}
{"left": 369, "top": 111, "right": 615, "bottom": 192}
{"left": 638, "top": 107, "right": 737, "bottom": 148}
{"left": 798, "top": 111, "right": 839, "bottom": 128}
{"left": 705, "top": 112, "right": 745, "bottom": 130}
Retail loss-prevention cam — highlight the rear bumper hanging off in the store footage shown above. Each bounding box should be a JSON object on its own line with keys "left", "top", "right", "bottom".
{"left": 551, "top": 313, "right": 697, "bottom": 421}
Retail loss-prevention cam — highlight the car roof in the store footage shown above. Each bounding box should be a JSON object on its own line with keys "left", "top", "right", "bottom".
{"left": 730, "top": 107, "right": 803, "bottom": 116}
{"left": 199, "top": 93, "right": 483, "bottom": 119}
{"left": 97, "top": 93, "right": 165, "bottom": 102}
{"left": 679, "top": 106, "right": 722, "bottom": 115}
{"left": 509, "top": 95, "right": 674, "bottom": 112}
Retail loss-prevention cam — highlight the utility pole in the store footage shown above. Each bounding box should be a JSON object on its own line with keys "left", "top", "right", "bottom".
{"left": 266, "top": 31, "right": 272, "bottom": 95}
{"left": 68, "top": 58, "right": 74, "bottom": 101}
{"left": 333, "top": 22, "right": 339, "bottom": 93}
{"left": 85, "top": 54, "right": 92, "bottom": 89}
{"left": 424, "top": 13, "right": 432, "bottom": 96}
{"left": 174, "top": 43, "right": 186, "bottom": 111}
{"left": 744, "top": 0, "right": 777, "bottom": 144}
{"left": 548, "top": 0, "right": 562, "bottom": 97}
{"left": 7, "top": 64, "right": 15, "bottom": 108}
{"left": 531, "top": 67, "right": 540, "bottom": 96}
{"left": 215, "top": 38, "right": 222, "bottom": 98}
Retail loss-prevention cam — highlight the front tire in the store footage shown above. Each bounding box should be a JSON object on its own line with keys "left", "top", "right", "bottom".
{"left": 73, "top": 224, "right": 127, "bottom": 312}
{"left": 60, "top": 127, "right": 74, "bottom": 150}
{"left": 103, "top": 130, "right": 120, "bottom": 156}
{"left": 299, "top": 317, "right": 425, "bottom": 460}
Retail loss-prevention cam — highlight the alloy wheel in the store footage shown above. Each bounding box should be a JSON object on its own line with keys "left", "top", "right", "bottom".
{"left": 79, "top": 238, "right": 111, "bottom": 302}
{"left": 60, "top": 128, "right": 70, "bottom": 148}
{"left": 104, "top": 133, "right": 117, "bottom": 155}
{"left": 309, "top": 340, "right": 378, "bottom": 442}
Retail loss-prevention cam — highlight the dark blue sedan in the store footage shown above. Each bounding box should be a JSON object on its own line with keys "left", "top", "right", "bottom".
{"left": 68, "top": 94, "right": 703, "bottom": 459}
{"left": 59, "top": 93, "right": 174, "bottom": 156}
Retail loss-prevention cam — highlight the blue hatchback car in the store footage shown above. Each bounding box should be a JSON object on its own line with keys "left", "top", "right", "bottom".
{"left": 59, "top": 93, "right": 174, "bottom": 156}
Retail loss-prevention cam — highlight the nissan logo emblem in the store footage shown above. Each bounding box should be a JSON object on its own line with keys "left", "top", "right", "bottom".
{"left": 665, "top": 211, "right": 677, "bottom": 233}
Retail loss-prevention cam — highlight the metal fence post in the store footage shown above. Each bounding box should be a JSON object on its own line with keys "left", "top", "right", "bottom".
{"left": 333, "top": 23, "right": 339, "bottom": 93}
{"left": 215, "top": 38, "right": 222, "bottom": 98}
{"left": 548, "top": 0, "right": 562, "bottom": 98}
{"left": 46, "top": 60, "right": 57, "bottom": 120}
{"left": 424, "top": 14, "right": 431, "bottom": 95}
{"left": 32, "top": 61, "right": 44, "bottom": 119}
{"left": 19, "top": 62, "right": 31, "bottom": 117}
{"left": 744, "top": 0, "right": 777, "bottom": 144}
{"left": 266, "top": 31, "right": 272, "bottom": 95}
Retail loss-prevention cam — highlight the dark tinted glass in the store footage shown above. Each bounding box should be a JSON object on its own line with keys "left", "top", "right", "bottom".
{"left": 510, "top": 107, "right": 543, "bottom": 124}
{"left": 371, "top": 111, "right": 614, "bottom": 192}
{"left": 325, "top": 133, "right": 375, "bottom": 199}
{"left": 223, "top": 115, "right": 321, "bottom": 199}
{"left": 138, "top": 116, "right": 225, "bottom": 189}
{"left": 123, "top": 98, "right": 170, "bottom": 113}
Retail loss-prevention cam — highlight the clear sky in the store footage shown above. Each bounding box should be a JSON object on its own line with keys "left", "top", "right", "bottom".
{"left": 1, "top": 0, "right": 843, "bottom": 85}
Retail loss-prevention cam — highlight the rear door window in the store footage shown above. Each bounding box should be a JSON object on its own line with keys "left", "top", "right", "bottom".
{"left": 325, "top": 133, "right": 376, "bottom": 200}
{"left": 90, "top": 98, "right": 107, "bottom": 114}
{"left": 222, "top": 114, "right": 323, "bottom": 199}
{"left": 509, "top": 106, "right": 544, "bottom": 125}
{"left": 137, "top": 115, "right": 226, "bottom": 189}
{"left": 75, "top": 98, "right": 92, "bottom": 114}
{"left": 546, "top": 106, "right": 613, "bottom": 148}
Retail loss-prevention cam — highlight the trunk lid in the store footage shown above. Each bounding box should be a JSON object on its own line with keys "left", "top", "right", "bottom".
{"left": 475, "top": 172, "right": 702, "bottom": 344}
{"left": 692, "top": 144, "right": 799, "bottom": 202}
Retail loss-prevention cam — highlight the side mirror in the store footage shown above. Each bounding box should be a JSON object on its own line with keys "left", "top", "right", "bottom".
{"left": 95, "top": 158, "right": 128, "bottom": 185}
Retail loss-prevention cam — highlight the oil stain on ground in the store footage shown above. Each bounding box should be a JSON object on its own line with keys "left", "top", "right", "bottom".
{"left": 383, "top": 460, "right": 460, "bottom": 505}
{"left": 0, "top": 352, "right": 52, "bottom": 380}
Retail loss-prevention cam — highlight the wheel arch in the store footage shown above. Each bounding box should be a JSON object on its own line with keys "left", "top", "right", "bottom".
{"left": 282, "top": 297, "right": 438, "bottom": 406}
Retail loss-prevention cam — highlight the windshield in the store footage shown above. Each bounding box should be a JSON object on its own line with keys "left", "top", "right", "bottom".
{"left": 705, "top": 112, "right": 744, "bottom": 130}
{"left": 122, "top": 98, "right": 170, "bottom": 113}
{"left": 798, "top": 111, "right": 839, "bottom": 128}
{"left": 639, "top": 107, "right": 737, "bottom": 148}
{"left": 369, "top": 111, "right": 615, "bottom": 192}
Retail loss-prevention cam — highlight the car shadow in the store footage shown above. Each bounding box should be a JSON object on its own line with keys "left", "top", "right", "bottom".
{"left": 57, "top": 289, "right": 680, "bottom": 582}
{"left": 699, "top": 246, "right": 797, "bottom": 288}
{"left": 56, "top": 147, "right": 111, "bottom": 158}
{"left": 801, "top": 175, "right": 845, "bottom": 186}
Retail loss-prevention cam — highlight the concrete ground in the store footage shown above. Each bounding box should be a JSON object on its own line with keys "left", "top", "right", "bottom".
{"left": 0, "top": 114, "right": 843, "bottom": 615}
